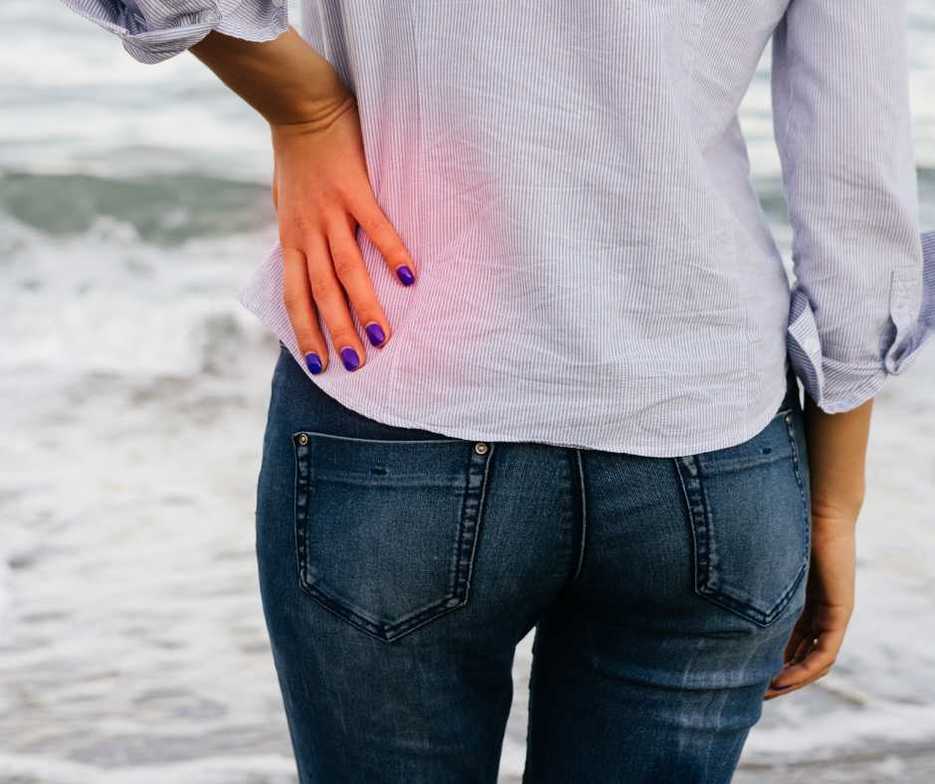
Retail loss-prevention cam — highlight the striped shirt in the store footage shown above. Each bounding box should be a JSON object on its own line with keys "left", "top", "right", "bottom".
{"left": 61, "top": 0, "right": 935, "bottom": 456}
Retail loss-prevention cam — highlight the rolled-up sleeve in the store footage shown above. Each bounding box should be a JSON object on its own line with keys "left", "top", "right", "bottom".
{"left": 771, "top": 0, "right": 935, "bottom": 413}
{"left": 60, "top": 0, "right": 289, "bottom": 63}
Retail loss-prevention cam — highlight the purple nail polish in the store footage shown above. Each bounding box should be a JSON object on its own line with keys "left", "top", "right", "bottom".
{"left": 305, "top": 352, "right": 323, "bottom": 374}
{"left": 396, "top": 265, "right": 415, "bottom": 286}
{"left": 365, "top": 322, "right": 386, "bottom": 346}
{"left": 340, "top": 346, "right": 360, "bottom": 371}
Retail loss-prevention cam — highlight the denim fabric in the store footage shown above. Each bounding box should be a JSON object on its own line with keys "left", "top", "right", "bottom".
{"left": 255, "top": 344, "right": 811, "bottom": 784}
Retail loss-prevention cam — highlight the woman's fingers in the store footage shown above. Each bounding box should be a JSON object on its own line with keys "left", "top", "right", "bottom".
{"left": 347, "top": 189, "right": 418, "bottom": 286}
{"left": 303, "top": 229, "right": 368, "bottom": 372}
{"left": 789, "top": 629, "right": 816, "bottom": 664}
{"left": 763, "top": 626, "right": 844, "bottom": 700}
{"left": 282, "top": 247, "right": 327, "bottom": 374}
{"left": 779, "top": 621, "right": 813, "bottom": 667}
{"left": 772, "top": 628, "right": 842, "bottom": 686}
{"left": 282, "top": 212, "right": 393, "bottom": 374}
{"left": 327, "top": 212, "right": 392, "bottom": 349}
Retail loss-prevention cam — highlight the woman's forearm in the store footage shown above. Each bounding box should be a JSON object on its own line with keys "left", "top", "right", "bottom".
{"left": 190, "top": 27, "right": 353, "bottom": 127}
{"left": 803, "top": 395, "right": 874, "bottom": 525}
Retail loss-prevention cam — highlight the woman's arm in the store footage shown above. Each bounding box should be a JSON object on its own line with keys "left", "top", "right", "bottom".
{"left": 764, "top": 397, "right": 871, "bottom": 699}
{"left": 802, "top": 398, "right": 873, "bottom": 527}
{"left": 772, "top": 0, "right": 930, "bottom": 410}
{"left": 190, "top": 27, "right": 352, "bottom": 128}
{"left": 60, "top": 0, "right": 418, "bottom": 373}
{"left": 763, "top": 0, "right": 932, "bottom": 700}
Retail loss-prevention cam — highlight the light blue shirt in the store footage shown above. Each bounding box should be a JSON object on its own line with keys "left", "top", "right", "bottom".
{"left": 61, "top": 0, "right": 935, "bottom": 456}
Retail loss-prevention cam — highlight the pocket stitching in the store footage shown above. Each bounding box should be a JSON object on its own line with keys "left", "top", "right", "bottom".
{"left": 696, "top": 409, "right": 795, "bottom": 473}
{"left": 292, "top": 429, "right": 464, "bottom": 445}
{"left": 674, "top": 412, "right": 810, "bottom": 628}
{"left": 292, "top": 433, "right": 493, "bottom": 643}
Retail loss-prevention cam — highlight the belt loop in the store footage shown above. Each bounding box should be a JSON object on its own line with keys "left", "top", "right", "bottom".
{"left": 785, "top": 362, "right": 801, "bottom": 411}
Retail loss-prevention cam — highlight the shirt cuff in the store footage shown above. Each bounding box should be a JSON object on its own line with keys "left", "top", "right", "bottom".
{"left": 787, "top": 231, "right": 935, "bottom": 413}
{"left": 60, "top": 1, "right": 289, "bottom": 64}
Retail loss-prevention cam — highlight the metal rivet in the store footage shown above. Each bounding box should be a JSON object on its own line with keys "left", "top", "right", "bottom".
{"left": 297, "top": 433, "right": 309, "bottom": 446}
{"left": 474, "top": 442, "right": 488, "bottom": 455}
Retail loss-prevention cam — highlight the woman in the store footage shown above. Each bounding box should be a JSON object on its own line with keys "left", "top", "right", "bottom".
{"left": 62, "top": 1, "right": 934, "bottom": 781}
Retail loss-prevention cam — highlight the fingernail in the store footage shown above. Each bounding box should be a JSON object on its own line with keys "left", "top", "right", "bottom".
{"left": 305, "top": 352, "right": 323, "bottom": 375}
{"left": 340, "top": 346, "right": 360, "bottom": 371}
{"left": 365, "top": 322, "right": 386, "bottom": 346}
{"left": 396, "top": 265, "right": 415, "bottom": 286}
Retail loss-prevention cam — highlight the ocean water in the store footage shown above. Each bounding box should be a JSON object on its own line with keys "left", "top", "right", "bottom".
{"left": 1, "top": 2, "right": 934, "bottom": 782}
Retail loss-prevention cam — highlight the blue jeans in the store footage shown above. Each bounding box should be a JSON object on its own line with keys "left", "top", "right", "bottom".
{"left": 255, "top": 344, "right": 811, "bottom": 783}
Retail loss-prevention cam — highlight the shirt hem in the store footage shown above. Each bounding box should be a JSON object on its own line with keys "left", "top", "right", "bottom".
{"left": 280, "top": 344, "right": 793, "bottom": 459}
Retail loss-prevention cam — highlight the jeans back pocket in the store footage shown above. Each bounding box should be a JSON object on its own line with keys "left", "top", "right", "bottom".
{"left": 673, "top": 407, "right": 811, "bottom": 628}
{"left": 292, "top": 431, "right": 494, "bottom": 643}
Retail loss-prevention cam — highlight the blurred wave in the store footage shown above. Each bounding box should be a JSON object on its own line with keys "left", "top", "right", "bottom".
{"left": 0, "top": 171, "right": 272, "bottom": 243}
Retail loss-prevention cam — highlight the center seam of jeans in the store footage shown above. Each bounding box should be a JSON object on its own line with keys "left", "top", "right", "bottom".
{"left": 570, "top": 448, "right": 588, "bottom": 584}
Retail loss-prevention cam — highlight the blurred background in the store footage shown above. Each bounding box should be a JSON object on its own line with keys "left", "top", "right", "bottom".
{"left": 1, "top": 2, "right": 934, "bottom": 782}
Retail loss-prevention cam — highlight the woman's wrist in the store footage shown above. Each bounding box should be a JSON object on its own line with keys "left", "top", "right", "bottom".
{"left": 269, "top": 92, "right": 358, "bottom": 137}
{"left": 190, "top": 27, "right": 353, "bottom": 128}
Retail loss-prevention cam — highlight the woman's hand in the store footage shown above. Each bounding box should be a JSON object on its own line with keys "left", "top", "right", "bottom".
{"left": 190, "top": 27, "right": 418, "bottom": 373}
{"left": 271, "top": 97, "right": 418, "bottom": 374}
{"left": 763, "top": 514, "right": 857, "bottom": 700}
{"left": 763, "top": 395, "right": 871, "bottom": 701}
